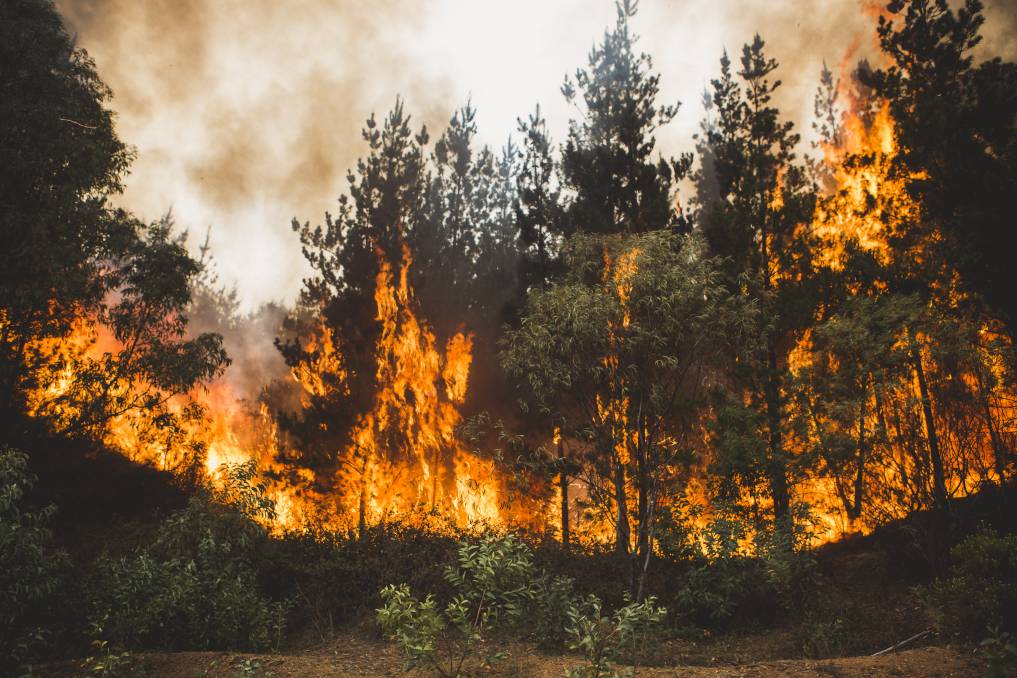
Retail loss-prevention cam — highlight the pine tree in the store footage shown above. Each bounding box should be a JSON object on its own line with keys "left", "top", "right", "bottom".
{"left": 515, "top": 105, "right": 563, "bottom": 295}
{"left": 283, "top": 100, "right": 431, "bottom": 460}
{"left": 559, "top": 0, "right": 691, "bottom": 237}
{"left": 696, "top": 37, "right": 815, "bottom": 532}
{"left": 864, "top": 0, "right": 1017, "bottom": 335}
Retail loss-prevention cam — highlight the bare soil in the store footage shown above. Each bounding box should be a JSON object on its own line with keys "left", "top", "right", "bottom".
{"left": 47, "top": 638, "right": 983, "bottom": 677}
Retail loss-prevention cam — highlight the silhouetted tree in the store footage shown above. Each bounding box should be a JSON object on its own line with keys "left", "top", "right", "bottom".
{"left": 0, "top": 1, "right": 227, "bottom": 441}
{"left": 515, "top": 105, "right": 563, "bottom": 295}
{"left": 559, "top": 0, "right": 691, "bottom": 237}
{"left": 283, "top": 101, "right": 430, "bottom": 463}
{"left": 864, "top": 0, "right": 1017, "bottom": 336}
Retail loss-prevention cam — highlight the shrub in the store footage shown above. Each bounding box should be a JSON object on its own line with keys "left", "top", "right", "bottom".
{"left": 917, "top": 526, "right": 1017, "bottom": 641}
{"left": 376, "top": 533, "right": 538, "bottom": 676}
{"left": 272, "top": 519, "right": 462, "bottom": 640}
{"left": 982, "top": 626, "right": 1017, "bottom": 678}
{"left": 565, "top": 595, "right": 667, "bottom": 678}
{"left": 80, "top": 618, "right": 135, "bottom": 677}
{"left": 88, "top": 537, "right": 287, "bottom": 651}
{"left": 0, "top": 447, "right": 66, "bottom": 671}
{"left": 670, "top": 510, "right": 817, "bottom": 632}
{"left": 85, "top": 461, "right": 287, "bottom": 651}
{"left": 532, "top": 573, "right": 586, "bottom": 650}
{"left": 796, "top": 612, "right": 846, "bottom": 659}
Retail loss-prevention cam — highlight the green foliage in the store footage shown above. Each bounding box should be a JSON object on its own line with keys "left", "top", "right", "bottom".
{"left": 87, "top": 540, "right": 286, "bottom": 652}
{"left": 917, "top": 527, "right": 1017, "bottom": 641}
{"left": 80, "top": 618, "right": 135, "bottom": 678}
{"left": 666, "top": 506, "right": 816, "bottom": 631}
{"left": 232, "top": 657, "right": 273, "bottom": 678}
{"left": 376, "top": 534, "right": 538, "bottom": 676}
{"left": 696, "top": 33, "right": 815, "bottom": 531}
{"left": 982, "top": 626, "right": 1017, "bottom": 678}
{"left": 271, "top": 519, "right": 462, "bottom": 640}
{"left": 443, "top": 532, "right": 536, "bottom": 628}
{"left": 29, "top": 215, "right": 229, "bottom": 449}
{"left": 503, "top": 228, "right": 753, "bottom": 587}
{"left": 376, "top": 532, "right": 670, "bottom": 676}
{"left": 565, "top": 595, "right": 666, "bottom": 678}
{"left": 0, "top": 1, "right": 227, "bottom": 438}
{"left": 796, "top": 612, "right": 846, "bottom": 659}
{"left": 531, "top": 574, "right": 587, "bottom": 651}
{"left": 0, "top": 0, "right": 134, "bottom": 416}
{"left": 86, "top": 462, "right": 287, "bottom": 652}
{"left": 0, "top": 447, "right": 66, "bottom": 672}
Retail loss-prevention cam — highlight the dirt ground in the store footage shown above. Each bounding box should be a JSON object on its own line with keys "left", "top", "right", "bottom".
{"left": 48, "top": 638, "right": 984, "bottom": 677}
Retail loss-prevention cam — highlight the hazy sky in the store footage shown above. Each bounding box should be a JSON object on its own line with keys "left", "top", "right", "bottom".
{"left": 57, "top": 0, "right": 1017, "bottom": 312}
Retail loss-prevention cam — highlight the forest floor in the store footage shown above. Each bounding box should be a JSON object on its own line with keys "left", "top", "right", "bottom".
{"left": 52, "top": 640, "right": 982, "bottom": 677}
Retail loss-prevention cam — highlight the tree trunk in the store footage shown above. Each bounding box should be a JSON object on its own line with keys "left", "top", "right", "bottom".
{"left": 913, "top": 348, "right": 948, "bottom": 514}
{"left": 851, "top": 378, "right": 868, "bottom": 522}
{"left": 613, "top": 455, "right": 630, "bottom": 557}
{"left": 635, "top": 409, "right": 649, "bottom": 567}
{"left": 558, "top": 433, "right": 570, "bottom": 549}
{"left": 358, "top": 481, "right": 368, "bottom": 541}
{"left": 766, "top": 342, "right": 791, "bottom": 533}
{"left": 978, "top": 380, "right": 1009, "bottom": 482}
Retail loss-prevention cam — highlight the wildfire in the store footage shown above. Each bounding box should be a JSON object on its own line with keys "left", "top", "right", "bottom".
{"left": 811, "top": 101, "right": 907, "bottom": 273}
{"left": 12, "top": 31, "right": 1014, "bottom": 556}
{"left": 291, "top": 246, "right": 548, "bottom": 532}
{"left": 787, "top": 65, "right": 1014, "bottom": 543}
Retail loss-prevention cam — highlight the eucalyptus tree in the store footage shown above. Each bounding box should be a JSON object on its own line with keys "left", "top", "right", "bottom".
{"left": 1, "top": 1, "right": 227, "bottom": 446}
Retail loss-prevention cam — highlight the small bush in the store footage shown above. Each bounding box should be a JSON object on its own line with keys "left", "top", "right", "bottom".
{"left": 982, "top": 626, "right": 1017, "bottom": 678}
{"left": 796, "top": 612, "right": 846, "bottom": 659}
{"left": 670, "top": 511, "right": 817, "bottom": 632}
{"left": 532, "top": 573, "right": 585, "bottom": 650}
{"left": 85, "top": 461, "right": 287, "bottom": 651}
{"left": 268, "top": 518, "right": 462, "bottom": 639}
{"left": 566, "top": 595, "right": 667, "bottom": 678}
{"left": 88, "top": 537, "right": 287, "bottom": 651}
{"left": 917, "top": 526, "right": 1017, "bottom": 641}
{"left": 0, "top": 447, "right": 66, "bottom": 671}
{"left": 377, "top": 533, "right": 538, "bottom": 676}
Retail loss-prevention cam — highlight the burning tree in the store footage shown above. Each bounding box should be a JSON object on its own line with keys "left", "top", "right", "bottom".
{"left": 1, "top": 0, "right": 228, "bottom": 465}
{"left": 695, "top": 36, "right": 816, "bottom": 536}
{"left": 503, "top": 230, "right": 752, "bottom": 597}
{"left": 281, "top": 99, "right": 541, "bottom": 532}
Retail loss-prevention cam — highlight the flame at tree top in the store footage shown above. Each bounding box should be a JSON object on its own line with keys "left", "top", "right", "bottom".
{"left": 300, "top": 246, "right": 512, "bottom": 529}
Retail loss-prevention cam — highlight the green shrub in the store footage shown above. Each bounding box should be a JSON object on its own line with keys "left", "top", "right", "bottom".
{"left": 565, "top": 595, "right": 667, "bottom": 678}
{"left": 796, "top": 612, "right": 846, "bottom": 659}
{"left": 982, "top": 626, "right": 1017, "bottom": 678}
{"left": 670, "top": 512, "right": 816, "bottom": 632}
{"left": 266, "top": 516, "right": 464, "bottom": 639}
{"left": 85, "top": 461, "right": 287, "bottom": 651}
{"left": 531, "top": 573, "right": 586, "bottom": 650}
{"left": 0, "top": 447, "right": 66, "bottom": 671}
{"left": 88, "top": 537, "right": 287, "bottom": 651}
{"left": 376, "top": 533, "right": 539, "bottom": 676}
{"left": 917, "top": 526, "right": 1017, "bottom": 641}
{"left": 80, "top": 618, "right": 135, "bottom": 677}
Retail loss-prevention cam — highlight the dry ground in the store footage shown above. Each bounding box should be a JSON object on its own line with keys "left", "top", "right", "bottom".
{"left": 48, "top": 638, "right": 984, "bottom": 677}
